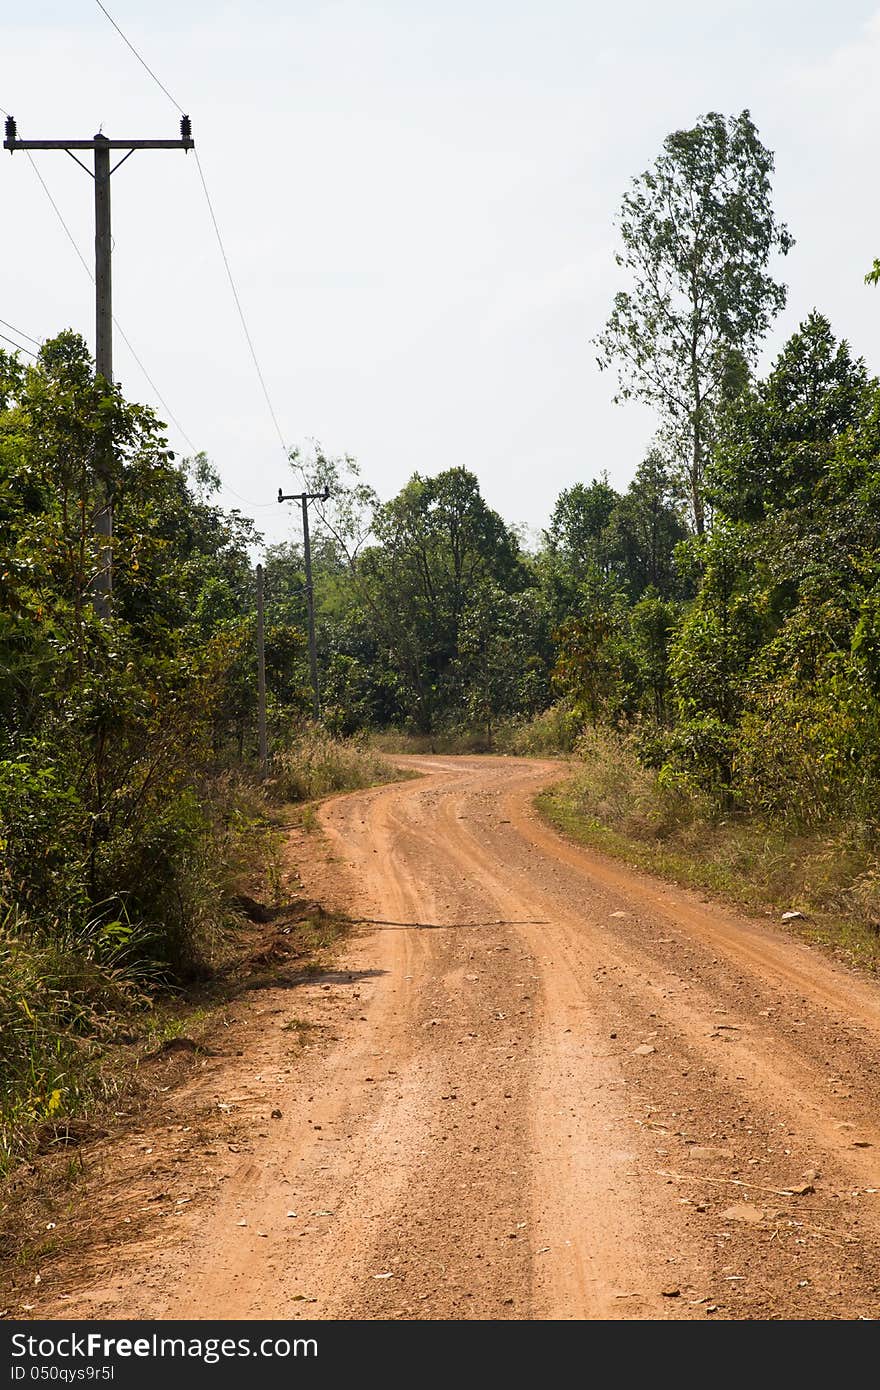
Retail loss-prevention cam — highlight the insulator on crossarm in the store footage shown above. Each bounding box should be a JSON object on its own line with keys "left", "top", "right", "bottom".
{"left": 4, "top": 115, "right": 16, "bottom": 144}
{"left": 180, "top": 114, "right": 192, "bottom": 142}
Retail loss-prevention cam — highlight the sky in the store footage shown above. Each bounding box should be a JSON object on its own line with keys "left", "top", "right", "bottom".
{"left": 3, "top": 1, "right": 880, "bottom": 550}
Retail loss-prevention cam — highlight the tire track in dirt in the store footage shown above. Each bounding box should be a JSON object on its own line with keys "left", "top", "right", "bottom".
{"left": 30, "top": 755, "right": 880, "bottom": 1320}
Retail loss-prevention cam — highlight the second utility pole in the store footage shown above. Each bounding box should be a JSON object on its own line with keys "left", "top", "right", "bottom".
{"left": 278, "top": 487, "right": 330, "bottom": 721}
{"left": 3, "top": 115, "right": 194, "bottom": 615}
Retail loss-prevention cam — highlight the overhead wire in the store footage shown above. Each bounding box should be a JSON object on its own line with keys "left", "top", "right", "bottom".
{"left": 91, "top": 0, "right": 292, "bottom": 461}
{"left": 192, "top": 150, "right": 289, "bottom": 455}
{"left": 23, "top": 132, "right": 282, "bottom": 508}
{"left": 92, "top": 1, "right": 185, "bottom": 114}
{"left": 8, "top": 6, "right": 293, "bottom": 515}
{"left": 23, "top": 149, "right": 94, "bottom": 280}
{"left": 5, "top": 104, "right": 209, "bottom": 492}
{"left": 0, "top": 331, "right": 37, "bottom": 359}
{"left": 0, "top": 317, "right": 41, "bottom": 346}
{"left": 10, "top": 136, "right": 274, "bottom": 509}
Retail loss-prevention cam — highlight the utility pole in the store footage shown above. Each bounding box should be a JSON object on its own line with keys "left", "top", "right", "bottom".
{"left": 256, "top": 562, "right": 269, "bottom": 777}
{"left": 278, "top": 487, "right": 330, "bottom": 721}
{"left": 4, "top": 115, "right": 194, "bottom": 616}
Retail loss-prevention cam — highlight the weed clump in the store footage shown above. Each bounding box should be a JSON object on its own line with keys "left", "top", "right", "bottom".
{"left": 271, "top": 727, "right": 401, "bottom": 801}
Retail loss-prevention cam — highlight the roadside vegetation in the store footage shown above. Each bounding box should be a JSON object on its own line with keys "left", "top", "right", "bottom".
{"left": 0, "top": 335, "right": 400, "bottom": 1167}
{"left": 537, "top": 730, "right": 880, "bottom": 969}
{"left": 6, "top": 106, "right": 880, "bottom": 1163}
{"left": 273, "top": 728, "right": 400, "bottom": 802}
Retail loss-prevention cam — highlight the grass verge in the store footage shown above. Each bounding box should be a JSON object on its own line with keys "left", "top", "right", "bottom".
{"left": 536, "top": 733, "right": 880, "bottom": 972}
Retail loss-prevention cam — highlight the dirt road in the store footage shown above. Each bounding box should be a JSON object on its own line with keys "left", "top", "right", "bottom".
{"left": 34, "top": 756, "right": 880, "bottom": 1319}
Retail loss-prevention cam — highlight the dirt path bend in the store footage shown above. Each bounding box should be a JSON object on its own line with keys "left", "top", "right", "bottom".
{"left": 38, "top": 756, "right": 880, "bottom": 1320}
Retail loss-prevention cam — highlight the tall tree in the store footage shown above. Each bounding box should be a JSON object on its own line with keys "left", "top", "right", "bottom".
{"left": 596, "top": 110, "right": 793, "bottom": 534}
{"left": 541, "top": 477, "right": 621, "bottom": 622}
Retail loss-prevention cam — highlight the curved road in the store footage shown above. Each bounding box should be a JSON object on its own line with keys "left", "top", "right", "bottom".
{"left": 44, "top": 756, "right": 880, "bottom": 1320}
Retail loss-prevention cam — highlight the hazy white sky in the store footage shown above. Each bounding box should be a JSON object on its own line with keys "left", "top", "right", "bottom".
{"left": 3, "top": 1, "right": 880, "bottom": 549}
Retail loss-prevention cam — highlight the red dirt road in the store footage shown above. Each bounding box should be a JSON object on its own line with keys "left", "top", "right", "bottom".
{"left": 31, "top": 756, "right": 880, "bottom": 1319}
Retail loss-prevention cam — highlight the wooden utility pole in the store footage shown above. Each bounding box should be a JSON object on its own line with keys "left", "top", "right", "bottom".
{"left": 278, "top": 487, "right": 330, "bottom": 721}
{"left": 3, "top": 115, "right": 194, "bottom": 615}
{"left": 93, "top": 134, "right": 114, "bottom": 614}
{"left": 256, "top": 562, "right": 269, "bottom": 776}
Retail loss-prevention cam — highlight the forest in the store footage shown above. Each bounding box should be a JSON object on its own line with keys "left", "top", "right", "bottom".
{"left": 3, "top": 107, "right": 880, "bottom": 1160}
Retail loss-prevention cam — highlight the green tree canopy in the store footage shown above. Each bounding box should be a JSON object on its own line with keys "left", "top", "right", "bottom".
{"left": 709, "top": 311, "right": 877, "bottom": 522}
{"left": 359, "top": 467, "right": 526, "bottom": 731}
{"left": 596, "top": 109, "right": 792, "bottom": 534}
{"left": 604, "top": 450, "right": 689, "bottom": 599}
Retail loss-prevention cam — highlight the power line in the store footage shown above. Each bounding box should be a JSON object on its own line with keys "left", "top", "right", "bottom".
{"left": 4, "top": 101, "right": 199, "bottom": 450}
{"left": 193, "top": 149, "right": 289, "bottom": 456}
{"left": 93, "top": 1, "right": 185, "bottom": 114}
{"left": 0, "top": 317, "right": 41, "bottom": 346}
{"left": 115, "top": 328, "right": 199, "bottom": 451}
{"left": 12, "top": 117, "right": 273, "bottom": 509}
{"left": 221, "top": 488, "right": 279, "bottom": 510}
{"left": 0, "top": 331, "right": 37, "bottom": 359}
{"left": 24, "top": 149, "right": 94, "bottom": 280}
{"left": 90, "top": 2, "right": 292, "bottom": 461}
{"left": 11, "top": 0, "right": 294, "bottom": 510}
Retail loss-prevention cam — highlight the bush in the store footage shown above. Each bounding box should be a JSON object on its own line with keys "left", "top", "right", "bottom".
{"left": 540, "top": 730, "right": 880, "bottom": 965}
{"left": 0, "top": 908, "right": 153, "bottom": 1171}
{"left": 662, "top": 714, "right": 736, "bottom": 795}
{"left": 558, "top": 729, "right": 711, "bottom": 840}
{"left": 0, "top": 757, "right": 88, "bottom": 927}
{"left": 733, "top": 665, "right": 880, "bottom": 828}
{"left": 498, "top": 704, "right": 583, "bottom": 756}
{"left": 271, "top": 727, "right": 401, "bottom": 802}
{"left": 370, "top": 704, "right": 583, "bottom": 757}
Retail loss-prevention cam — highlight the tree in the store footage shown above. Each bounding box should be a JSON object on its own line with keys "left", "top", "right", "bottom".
{"left": 596, "top": 110, "right": 793, "bottom": 534}
{"left": 545, "top": 477, "right": 620, "bottom": 580}
{"left": 604, "top": 449, "right": 689, "bottom": 598}
{"left": 663, "top": 524, "right": 760, "bottom": 793}
{"left": 541, "top": 476, "right": 620, "bottom": 624}
{"left": 457, "top": 584, "right": 553, "bottom": 744}
{"left": 552, "top": 571, "right": 636, "bottom": 725}
{"left": 286, "top": 441, "right": 378, "bottom": 570}
{"left": 630, "top": 590, "right": 679, "bottom": 725}
{"left": 359, "top": 468, "right": 524, "bottom": 731}
{"left": 709, "top": 312, "right": 875, "bottom": 522}
{"left": 0, "top": 330, "right": 276, "bottom": 968}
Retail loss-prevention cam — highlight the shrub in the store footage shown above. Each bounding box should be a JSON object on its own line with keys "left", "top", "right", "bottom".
{"left": 271, "top": 727, "right": 401, "bottom": 802}
{"left": 499, "top": 704, "right": 583, "bottom": 756}
{"left": 0, "top": 907, "right": 152, "bottom": 1171}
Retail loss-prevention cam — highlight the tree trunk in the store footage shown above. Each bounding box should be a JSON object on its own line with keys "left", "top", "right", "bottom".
{"left": 691, "top": 349, "right": 706, "bottom": 536}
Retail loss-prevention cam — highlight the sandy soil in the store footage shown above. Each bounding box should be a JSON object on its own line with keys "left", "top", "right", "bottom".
{"left": 18, "top": 755, "right": 880, "bottom": 1320}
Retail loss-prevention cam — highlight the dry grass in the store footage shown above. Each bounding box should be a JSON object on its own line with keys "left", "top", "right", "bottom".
{"left": 0, "top": 898, "right": 353, "bottom": 1301}
{"left": 271, "top": 727, "right": 404, "bottom": 800}
{"left": 370, "top": 729, "right": 496, "bottom": 755}
{"left": 371, "top": 704, "right": 580, "bottom": 757}
{"left": 0, "top": 729, "right": 393, "bottom": 1189}
{"left": 538, "top": 730, "right": 880, "bottom": 970}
